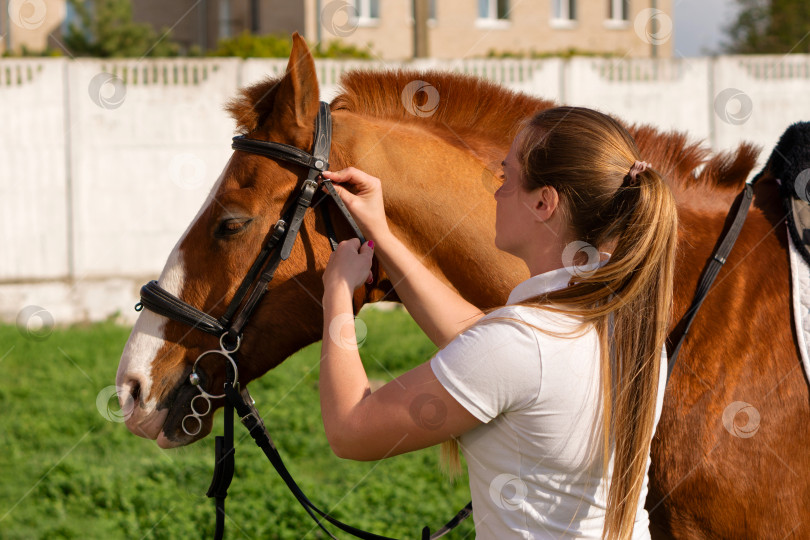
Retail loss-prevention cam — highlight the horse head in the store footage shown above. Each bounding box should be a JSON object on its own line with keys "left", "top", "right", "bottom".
{"left": 116, "top": 34, "right": 361, "bottom": 447}
{"left": 117, "top": 31, "right": 559, "bottom": 448}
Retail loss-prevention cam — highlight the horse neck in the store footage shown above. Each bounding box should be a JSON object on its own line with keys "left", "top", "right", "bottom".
{"left": 334, "top": 113, "right": 528, "bottom": 309}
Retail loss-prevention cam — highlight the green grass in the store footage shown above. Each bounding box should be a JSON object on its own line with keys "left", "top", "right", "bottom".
{"left": 0, "top": 306, "right": 474, "bottom": 539}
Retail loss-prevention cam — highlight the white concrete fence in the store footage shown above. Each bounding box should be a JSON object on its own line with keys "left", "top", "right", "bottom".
{"left": 1, "top": 55, "right": 809, "bottom": 327}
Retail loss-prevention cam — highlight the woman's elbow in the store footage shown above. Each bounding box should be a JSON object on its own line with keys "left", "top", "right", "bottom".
{"left": 327, "top": 433, "right": 377, "bottom": 461}
{"left": 325, "top": 428, "right": 355, "bottom": 460}
{"left": 328, "top": 438, "right": 352, "bottom": 460}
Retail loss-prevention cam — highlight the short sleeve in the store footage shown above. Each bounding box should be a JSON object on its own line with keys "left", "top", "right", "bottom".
{"left": 430, "top": 308, "right": 542, "bottom": 423}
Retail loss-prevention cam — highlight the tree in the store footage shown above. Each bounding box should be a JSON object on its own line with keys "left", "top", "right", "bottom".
{"left": 723, "top": 0, "right": 810, "bottom": 54}
{"left": 64, "top": 0, "right": 179, "bottom": 57}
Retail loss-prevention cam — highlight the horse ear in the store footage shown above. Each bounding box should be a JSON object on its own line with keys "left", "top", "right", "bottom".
{"left": 225, "top": 34, "right": 319, "bottom": 135}
{"left": 273, "top": 32, "right": 320, "bottom": 140}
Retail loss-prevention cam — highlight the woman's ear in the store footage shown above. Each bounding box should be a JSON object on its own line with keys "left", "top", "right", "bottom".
{"left": 527, "top": 185, "right": 560, "bottom": 223}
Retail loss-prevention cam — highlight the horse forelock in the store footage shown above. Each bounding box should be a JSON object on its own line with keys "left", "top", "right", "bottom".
{"left": 226, "top": 76, "right": 285, "bottom": 134}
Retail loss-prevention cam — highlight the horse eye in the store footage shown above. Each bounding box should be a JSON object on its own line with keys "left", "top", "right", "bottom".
{"left": 215, "top": 218, "right": 253, "bottom": 238}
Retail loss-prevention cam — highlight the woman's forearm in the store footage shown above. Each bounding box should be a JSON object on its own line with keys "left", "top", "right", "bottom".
{"left": 374, "top": 230, "right": 484, "bottom": 348}
{"left": 320, "top": 283, "right": 371, "bottom": 455}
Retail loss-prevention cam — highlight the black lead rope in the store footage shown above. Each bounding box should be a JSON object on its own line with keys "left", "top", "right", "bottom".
{"left": 215, "top": 378, "right": 472, "bottom": 540}
{"left": 208, "top": 399, "right": 233, "bottom": 539}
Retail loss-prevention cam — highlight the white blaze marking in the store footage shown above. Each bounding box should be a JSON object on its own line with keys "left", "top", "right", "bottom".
{"left": 117, "top": 159, "right": 231, "bottom": 410}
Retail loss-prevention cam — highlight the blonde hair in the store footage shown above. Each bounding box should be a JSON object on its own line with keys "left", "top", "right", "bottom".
{"left": 439, "top": 107, "right": 677, "bottom": 540}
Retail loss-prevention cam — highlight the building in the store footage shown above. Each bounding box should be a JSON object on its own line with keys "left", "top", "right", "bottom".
{"left": 1, "top": 0, "right": 66, "bottom": 54}
{"left": 1, "top": 0, "right": 673, "bottom": 59}
{"left": 307, "top": 0, "right": 674, "bottom": 59}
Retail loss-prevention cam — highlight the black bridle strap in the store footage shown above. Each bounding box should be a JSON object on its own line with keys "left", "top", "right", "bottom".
{"left": 278, "top": 102, "right": 334, "bottom": 259}
{"left": 666, "top": 177, "right": 758, "bottom": 382}
{"left": 219, "top": 219, "right": 288, "bottom": 328}
{"left": 223, "top": 384, "right": 470, "bottom": 540}
{"left": 208, "top": 400, "right": 234, "bottom": 539}
{"left": 228, "top": 249, "right": 284, "bottom": 339}
{"left": 322, "top": 178, "right": 366, "bottom": 246}
{"left": 280, "top": 178, "right": 320, "bottom": 260}
{"left": 138, "top": 280, "right": 226, "bottom": 336}
{"left": 230, "top": 137, "right": 327, "bottom": 172}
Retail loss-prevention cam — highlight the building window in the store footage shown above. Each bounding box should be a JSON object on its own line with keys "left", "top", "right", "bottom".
{"left": 604, "top": 0, "right": 630, "bottom": 28}
{"left": 354, "top": 0, "right": 380, "bottom": 22}
{"left": 608, "top": 0, "right": 629, "bottom": 21}
{"left": 551, "top": 0, "right": 577, "bottom": 28}
{"left": 218, "top": 0, "right": 232, "bottom": 39}
{"left": 552, "top": 0, "right": 576, "bottom": 21}
{"left": 478, "top": 0, "right": 509, "bottom": 20}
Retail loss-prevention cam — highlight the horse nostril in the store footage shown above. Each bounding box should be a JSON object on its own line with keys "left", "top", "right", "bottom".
{"left": 121, "top": 376, "right": 143, "bottom": 412}
{"left": 130, "top": 380, "right": 141, "bottom": 404}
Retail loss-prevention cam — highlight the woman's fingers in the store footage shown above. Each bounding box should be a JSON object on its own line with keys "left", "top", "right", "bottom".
{"left": 323, "top": 168, "right": 363, "bottom": 187}
{"left": 337, "top": 237, "right": 361, "bottom": 251}
{"left": 320, "top": 168, "right": 389, "bottom": 241}
{"left": 360, "top": 239, "right": 374, "bottom": 254}
{"left": 324, "top": 239, "right": 373, "bottom": 291}
{"left": 323, "top": 168, "right": 379, "bottom": 192}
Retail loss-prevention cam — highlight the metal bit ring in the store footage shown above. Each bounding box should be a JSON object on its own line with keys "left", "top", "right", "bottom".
{"left": 189, "top": 349, "right": 239, "bottom": 400}
{"left": 190, "top": 394, "right": 212, "bottom": 417}
{"left": 182, "top": 414, "right": 203, "bottom": 437}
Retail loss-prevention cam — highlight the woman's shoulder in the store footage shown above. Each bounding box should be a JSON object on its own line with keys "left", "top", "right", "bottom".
{"left": 482, "top": 303, "right": 585, "bottom": 330}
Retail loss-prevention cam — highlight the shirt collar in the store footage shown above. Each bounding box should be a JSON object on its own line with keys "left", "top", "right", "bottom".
{"left": 506, "top": 252, "right": 612, "bottom": 305}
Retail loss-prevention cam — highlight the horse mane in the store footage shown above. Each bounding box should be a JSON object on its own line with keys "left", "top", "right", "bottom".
{"left": 630, "top": 125, "right": 760, "bottom": 192}
{"left": 332, "top": 69, "right": 553, "bottom": 149}
{"left": 333, "top": 69, "right": 761, "bottom": 192}
{"left": 227, "top": 69, "right": 761, "bottom": 192}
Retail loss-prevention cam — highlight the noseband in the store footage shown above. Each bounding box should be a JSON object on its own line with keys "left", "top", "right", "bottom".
{"left": 134, "top": 101, "right": 472, "bottom": 539}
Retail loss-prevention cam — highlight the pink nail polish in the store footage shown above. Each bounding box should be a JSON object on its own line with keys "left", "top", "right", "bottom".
{"left": 368, "top": 240, "right": 374, "bottom": 248}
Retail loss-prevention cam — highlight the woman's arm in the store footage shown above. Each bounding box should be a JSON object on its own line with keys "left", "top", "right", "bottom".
{"left": 320, "top": 247, "right": 483, "bottom": 460}
{"left": 322, "top": 168, "right": 484, "bottom": 348}
{"left": 373, "top": 229, "right": 484, "bottom": 348}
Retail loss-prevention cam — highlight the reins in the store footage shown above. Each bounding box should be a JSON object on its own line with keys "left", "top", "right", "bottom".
{"left": 666, "top": 171, "right": 763, "bottom": 382}
{"left": 135, "top": 101, "right": 473, "bottom": 539}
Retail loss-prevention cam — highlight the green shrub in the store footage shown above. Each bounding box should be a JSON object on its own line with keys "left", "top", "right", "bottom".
{"left": 209, "top": 31, "right": 372, "bottom": 59}
{"left": 485, "top": 47, "right": 618, "bottom": 59}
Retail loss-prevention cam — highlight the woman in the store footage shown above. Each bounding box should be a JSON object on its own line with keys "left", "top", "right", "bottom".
{"left": 318, "top": 106, "right": 676, "bottom": 539}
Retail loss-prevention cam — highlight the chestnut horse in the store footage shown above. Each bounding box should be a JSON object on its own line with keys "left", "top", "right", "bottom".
{"left": 117, "top": 34, "right": 810, "bottom": 537}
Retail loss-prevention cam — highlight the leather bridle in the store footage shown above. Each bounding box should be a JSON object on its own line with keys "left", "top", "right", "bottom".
{"left": 138, "top": 102, "right": 364, "bottom": 345}
{"left": 134, "top": 101, "right": 472, "bottom": 539}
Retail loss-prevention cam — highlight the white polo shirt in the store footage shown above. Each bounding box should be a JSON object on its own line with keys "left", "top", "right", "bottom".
{"left": 430, "top": 254, "right": 667, "bottom": 539}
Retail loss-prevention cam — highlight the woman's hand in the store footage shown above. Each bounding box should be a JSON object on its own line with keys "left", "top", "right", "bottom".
{"left": 323, "top": 238, "right": 375, "bottom": 291}
{"left": 321, "top": 168, "right": 390, "bottom": 241}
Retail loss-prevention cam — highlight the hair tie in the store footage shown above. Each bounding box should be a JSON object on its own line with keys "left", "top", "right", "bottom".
{"left": 623, "top": 160, "right": 651, "bottom": 187}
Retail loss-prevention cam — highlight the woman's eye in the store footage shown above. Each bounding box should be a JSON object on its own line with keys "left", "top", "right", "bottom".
{"left": 215, "top": 218, "right": 253, "bottom": 238}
